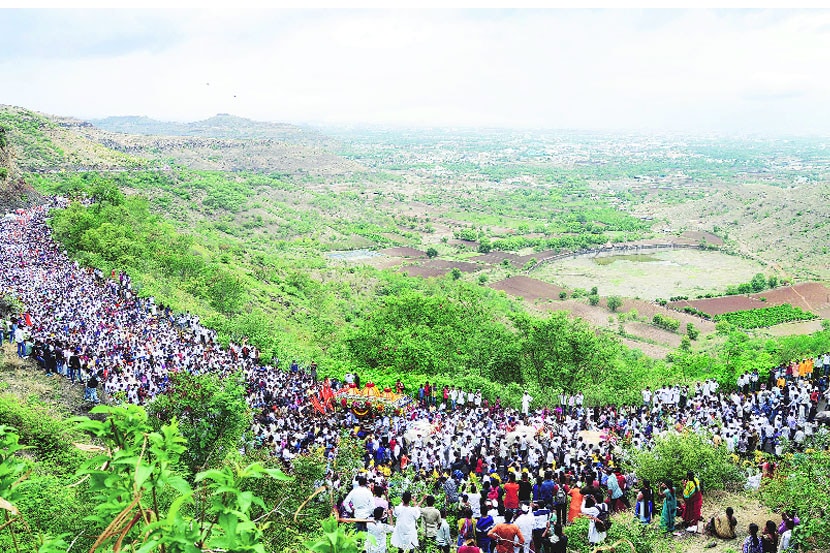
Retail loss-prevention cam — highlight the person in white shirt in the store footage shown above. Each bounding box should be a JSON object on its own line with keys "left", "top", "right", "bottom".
{"left": 580, "top": 495, "right": 607, "bottom": 545}
{"left": 366, "top": 506, "right": 395, "bottom": 553}
{"left": 343, "top": 475, "right": 375, "bottom": 531}
{"left": 514, "top": 504, "right": 535, "bottom": 553}
{"left": 522, "top": 392, "right": 533, "bottom": 416}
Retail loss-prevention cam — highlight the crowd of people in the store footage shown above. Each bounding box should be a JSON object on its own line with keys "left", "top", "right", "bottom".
{"left": 1, "top": 201, "right": 825, "bottom": 553}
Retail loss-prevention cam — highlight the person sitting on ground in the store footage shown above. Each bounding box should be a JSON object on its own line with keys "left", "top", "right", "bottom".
{"left": 743, "top": 523, "right": 763, "bottom": 553}
{"left": 778, "top": 519, "right": 794, "bottom": 552}
{"left": 761, "top": 520, "right": 778, "bottom": 553}
{"left": 705, "top": 507, "right": 738, "bottom": 540}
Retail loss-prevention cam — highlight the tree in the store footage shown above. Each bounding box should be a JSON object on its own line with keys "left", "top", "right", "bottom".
{"left": 750, "top": 272, "right": 767, "bottom": 292}
{"left": 628, "top": 431, "right": 744, "bottom": 493}
{"left": 607, "top": 296, "right": 623, "bottom": 312}
{"left": 206, "top": 267, "right": 246, "bottom": 314}
{"left": 514, "top": 311, "right": 620, "bottom": 395}
{"left": 478, "top": 237, "right": 492, "bottom": 254}
{"left": 768, "top": 275, "right": 779, "bottom": 289}
{"left": 687, "top": 322, "right": 700, "bottom": 340}
{"left": 426, "top": 247, "right": 438, "bottom": 259}
{"left": 558, "top": 291, "right": 568, "bottom": 300}
{"left": 590, "top": 286, "right": 598, "bottom": 296}
{"left": 147, "top": 371, "right": 250, "bottom": 476}
{"left": 450, "top": 267, "right": 462, "bottom": 280}
{"left": 587, "top": 294, "right": 600, "bottom": 306}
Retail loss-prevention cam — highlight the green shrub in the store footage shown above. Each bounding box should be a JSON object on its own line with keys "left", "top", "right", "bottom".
{"left": 760, "top": 450, "right": 830, "bottom": 551}
{"left": 0, "top": 394, "right": 83, "bottom": 472}
{"left": 626, "top": 431, "right": 745, "bottom": 493}
{"left": 686, "top": 322, "right": 700, "bottom": 341}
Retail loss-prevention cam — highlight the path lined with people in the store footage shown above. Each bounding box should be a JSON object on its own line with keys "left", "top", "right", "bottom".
{"left": 1, "top": 201, "right": 826, "bottom": 551}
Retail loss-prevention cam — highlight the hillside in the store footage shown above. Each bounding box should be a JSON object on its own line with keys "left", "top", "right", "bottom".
{"left": 87, "top": 131, "right": 362, "bottom": 174}
{"left": 632, "top": 182, "right": 830, "bottom": 281}
{"left": 0, "top": 105, "right": 362, "bottom": 175}
{"left": 91, "top": 113, "right": 327, "bottom": 144}
{"left": 0, "top": 124, "right": 41, "bottom": 211}
{"left": 0, "top": 105, "right": 140, "bottom": 172}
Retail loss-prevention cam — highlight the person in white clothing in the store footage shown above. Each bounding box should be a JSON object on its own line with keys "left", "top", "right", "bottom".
{"left": 343, "top": 475, "right": 375, "bottom": 531}
{"left": 366, "top": 506, "right": 395, "bottom": 553}
{"left": 391, "top": 491, "right": 423, "bottom": 552}
{"left": 522, "top": 392, "right": 533, "bottom": 416}
{"left": 580, "top": 495, "right": 607, "bottom": 545}
{"left": 514, "top": 504, "right": 535, "bottom": 553}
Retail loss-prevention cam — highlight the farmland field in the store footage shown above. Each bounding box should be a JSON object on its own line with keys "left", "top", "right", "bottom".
{"left": 531, "top": 248, "right": 769, "bottom": 300}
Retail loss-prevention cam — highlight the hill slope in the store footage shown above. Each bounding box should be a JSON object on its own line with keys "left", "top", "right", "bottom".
{"left": 0, "top": 123, "right": 41, "bottom": 211}
{"left": 635, "top": 182, "right": 830, "bottom": 281}
{"left": 91, "top": 113, "right": 327, "bottom": 143}
{"left": 0, "top": 105, "right": 140, "bottom": 172}
{"left": 0, "top": 105, "right": 362, "bottom": 175}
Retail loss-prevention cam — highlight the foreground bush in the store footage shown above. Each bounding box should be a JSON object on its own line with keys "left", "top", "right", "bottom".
{"left": 627, "top": 430, "right": 745, "bottom": 492}
{"left": 761, "top": 449, "right": 830, "bottom": 551}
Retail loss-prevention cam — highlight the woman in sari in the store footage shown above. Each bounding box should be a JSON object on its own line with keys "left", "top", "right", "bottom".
{"left": 659, "top": 480, "right": 677, "bottom": 532}
{"left": 682, "top": 471, "right": 703, "bottom": 530}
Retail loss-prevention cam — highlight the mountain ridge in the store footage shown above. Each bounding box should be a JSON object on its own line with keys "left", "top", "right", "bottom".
{"left": 90, "top": 113, "right": 327, "bottom": 143}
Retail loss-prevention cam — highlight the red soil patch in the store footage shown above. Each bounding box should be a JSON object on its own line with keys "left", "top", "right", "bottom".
{"left": 749, "top": 282, "right": 830, "bottom": 312}
{"left": 489, "top": 276, "right": 566, "bottom": 301}
{"left": 421, "top": 259, "right": 482, "bottom": 273}
{"left": 380, "top": 246, "right": 427, "bottom": 258}
{"left": 399, "top": 265, "right": 447, "bottom": 278}
{"left": 669, "top": 283, "right": 830, "bottom": 318}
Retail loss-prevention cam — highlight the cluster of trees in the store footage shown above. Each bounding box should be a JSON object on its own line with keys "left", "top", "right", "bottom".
{"left": 652, "top": 313, "right": 681, "bottom": 333}
{"left": 725, "top": 272, "right": 782, "bottom": 296}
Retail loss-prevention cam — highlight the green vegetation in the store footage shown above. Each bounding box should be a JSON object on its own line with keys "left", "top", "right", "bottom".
{"left": 651, "top": 313, "right": 681, "bottom": 333}
{"left": 146, "top": 370, "right": 250, "bottom": 475}
{"left": 714, "top": 304, "right": 818, "bottom": 329}
{"left": 626, "top": 431, "right": 745, "bottom": 492}
{"left": 607, "top": 295, "right": 623, "bottom": 312}
{"left": 686, "top": 322, "right": 699, "bottom": 340}
{"left": 761, "top": 449, "right": 830, "bottom": 551}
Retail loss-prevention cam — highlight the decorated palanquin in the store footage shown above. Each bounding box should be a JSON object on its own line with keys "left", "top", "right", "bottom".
{"left": 308, "top": 379, "right": 411, "bottom": 418}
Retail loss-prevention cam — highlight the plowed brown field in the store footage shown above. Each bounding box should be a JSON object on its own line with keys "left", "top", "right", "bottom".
{"left": 489, "top": 276, "right": 566, "bottom": 301}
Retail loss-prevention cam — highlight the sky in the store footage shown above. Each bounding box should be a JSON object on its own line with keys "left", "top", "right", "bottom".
{"left": 2, "top": 8, "right": 830, "bottom": 134}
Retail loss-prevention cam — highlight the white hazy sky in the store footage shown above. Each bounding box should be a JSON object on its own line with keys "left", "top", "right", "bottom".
{"left": 2, "top": 8, "right": 830, "bottom": 133}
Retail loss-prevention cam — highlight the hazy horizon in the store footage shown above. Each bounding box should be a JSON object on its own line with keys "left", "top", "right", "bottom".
{"left": 3, "top": 9, "right": 830, "bottom": 135}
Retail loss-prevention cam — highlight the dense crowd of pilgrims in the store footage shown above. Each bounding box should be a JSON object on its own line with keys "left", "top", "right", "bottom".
{"left": 1, "top": 200, "right": 824, "bottom": 553}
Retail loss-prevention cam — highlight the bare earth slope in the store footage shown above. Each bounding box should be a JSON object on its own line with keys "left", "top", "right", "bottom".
{"left": 635, "top": 182, "right": 830, "bottom": 280}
